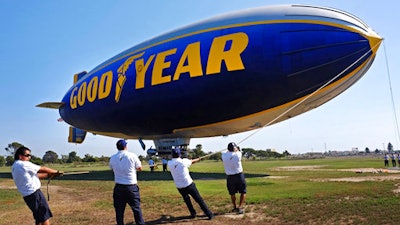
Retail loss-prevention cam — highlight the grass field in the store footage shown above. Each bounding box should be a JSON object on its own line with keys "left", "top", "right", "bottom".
{"left": 1, "top": 157, "right": 400, "bottom": 225}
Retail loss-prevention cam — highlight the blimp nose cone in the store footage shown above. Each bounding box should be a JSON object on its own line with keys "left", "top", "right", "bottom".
{"left": 366, "top": 29, "right": 383, "bottom": 55}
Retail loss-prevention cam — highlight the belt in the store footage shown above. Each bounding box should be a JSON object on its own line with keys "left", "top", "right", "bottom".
{"left": 116, "top": 183, "right": 137, "bottom": 186}
{"left": 228, "top": 172, "right": 242, "bottom": 176}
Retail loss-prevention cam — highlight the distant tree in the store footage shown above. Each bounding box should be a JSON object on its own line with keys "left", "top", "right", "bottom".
{"left": 375, "top": 149, "right": 380, "bottom": 154}
{"left": 4, "top": 142, "right": 23, "bottom": 156}
{"left": 42, "top": 151, "right": 59, "bottom": 163}
{"left": 260, "top": 149, "right": 284, "bottom": 158}
{"left": 0, "top": 156, "right": 5, "bottom": 166}
{"left": 256, "top": 150, "right": 269, "bottom": 158}
{"left": 241, "top": 148, "right": 256, "bottom": 159}
{"left": 365, "top": 147, "right": 370, "bottom": 153}
{"left": 67, "top": 151, "right": 81, "bottom": 163}
{"left": 283, "top": 150, "right": 291, "bottom": 157}
{"left": 82, "top": 154, "right": 97, "bottom": 162}
{"left": 5, "top": 155, "right": 14, "bottom": 166}
{"left": 208, "top": 152, "right": 221, "bottom": 161}
{"left": 388, "top": 142, "right": 394, "bottom": 152}
{"left": 190, "top": 144, "right": 206, "bottom": 158}
{"left": 242, "top": 148, "right": 286, "bottom": 159}
{"left": 61, "top": 155, "right": 69, "bottom": 163}
{"left": 30, "top": 155, "right": 43, "bottom": 165}
{"left": 98, "top": 155, "right": 110, "bottom": 162}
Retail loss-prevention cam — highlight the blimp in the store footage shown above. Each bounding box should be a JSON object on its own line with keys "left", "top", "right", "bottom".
{"left": 37, "top": 4, "right": 382, "bottom": 155}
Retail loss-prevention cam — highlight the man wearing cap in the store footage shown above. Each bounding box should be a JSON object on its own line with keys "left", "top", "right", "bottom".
{"left": 109, "top": 139, "right": 145, "bottom": 225}
{"left": 167, "top": 148, "right": 214, "bottom": 220}
{"left": 222, "top": 142, "right": 246, "bottom": 214}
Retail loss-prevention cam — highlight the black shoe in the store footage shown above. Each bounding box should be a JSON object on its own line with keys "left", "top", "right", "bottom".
{"left": 231, "top": 208, "right": 239, "bottom": 213}
{"left": 208, "top": 214, "right": 214, "bottom": 220}
{"left": 190, "top": 213, "right": 196, "bottom": 219}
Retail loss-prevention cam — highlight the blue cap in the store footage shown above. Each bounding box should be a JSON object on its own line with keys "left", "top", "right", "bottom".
{"left": 172, "top": 147, "right": 181, "bottom": 156}
{"left": 116, "top": 139, "right": 127, "bottom": 150}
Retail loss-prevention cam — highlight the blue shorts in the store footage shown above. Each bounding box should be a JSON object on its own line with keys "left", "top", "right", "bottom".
{"left": 23, "top": 189, "right": 53, "bottom": 223}
{"left": 227, "top": 173, "right": 247, "bottom": 195}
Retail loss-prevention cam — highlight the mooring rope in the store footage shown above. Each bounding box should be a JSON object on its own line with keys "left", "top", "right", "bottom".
{"left": 383, "top": 41, "right": 400, "bottom": 147}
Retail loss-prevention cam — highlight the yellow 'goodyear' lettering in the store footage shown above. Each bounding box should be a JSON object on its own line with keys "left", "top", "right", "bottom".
{"left": 173, "top": 42, "right": 202, "bottom": 80}
{"left": 207, "top": 32, "right": 248, "bottom": 74}
{"left": 70, "top": 71, "right": 112, "bottom": 109}
{"left": 135, "top": 54, "right": 155, "bottom": 89}
{"left": 69, "top": 32, "right": 249, "bottom": 109}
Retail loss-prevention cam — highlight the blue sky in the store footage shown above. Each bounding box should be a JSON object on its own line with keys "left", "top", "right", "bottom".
{"left": 1, "top": 0, "right": 399, "bottom": 158}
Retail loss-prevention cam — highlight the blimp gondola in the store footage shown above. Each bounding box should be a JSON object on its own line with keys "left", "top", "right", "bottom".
{"left": 37, "top": 4, "right": 382, "bottom": 155}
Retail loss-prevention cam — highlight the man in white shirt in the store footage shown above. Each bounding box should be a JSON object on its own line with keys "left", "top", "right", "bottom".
{"left": 221, "top": 142, "right": 247, "bottom": 214}
{"left": 12, "top": 146, "right": 63, "bottom": 225}
{"left": 168, "top": 148, "right": 214, "bottom": 220}
{"left": 109, "top": 139, "right": 145, "bottom": 225}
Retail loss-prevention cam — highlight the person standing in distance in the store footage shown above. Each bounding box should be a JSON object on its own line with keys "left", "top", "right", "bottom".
{"left": 384, "top": 154, "right": 389, "bottom": 167}
{"left": 397, "top": 154, "right": 400, "bottom": 167}
{"left": 391, "top": 154, "right": 397, "bottom": 167}
{"left": 162, "top": 157, "right": 168, "bottom": 172}
{"left": 221, "top": 142, "right": 246, "bottom": 214}
{"left": 12, "top": 146, "right": 63, "bottom": 225}
{"left": 167, "top": 148, "right": 214, "bottom": 220}
{"left": 148, "top": 158, "right": 155, "bottom": 172}
{"left": 109, "top": 139, "right": 145, "bottom": 225}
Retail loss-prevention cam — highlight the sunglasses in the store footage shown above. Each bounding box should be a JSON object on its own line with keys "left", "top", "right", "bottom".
{"left": 23, "top": 154, "right": 32, "bottom": 157}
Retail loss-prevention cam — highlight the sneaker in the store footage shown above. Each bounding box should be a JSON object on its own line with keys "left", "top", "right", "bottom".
{"left": 238, "top": 208, "right": 244, "bottom": 214}
{"left": 231, "top": 208, "right": 239, "bottom": 213}
{"left": 190, "top": 213, "right": 196, "bottom": 219}
{"left": 208, "top": 214, "right": 215, "bottom": 220}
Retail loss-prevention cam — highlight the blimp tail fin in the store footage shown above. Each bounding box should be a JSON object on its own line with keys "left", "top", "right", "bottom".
{"left": 36, "top": 102, "right": 65, "bottom": 109}
{"left": 73, "top": 71, "right": 87, "bottom": 84}
{"left": 68, "top": 126, "right": 87, "bottom": 144}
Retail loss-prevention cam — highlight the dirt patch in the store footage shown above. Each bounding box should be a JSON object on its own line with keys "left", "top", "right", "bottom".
{"left": 0, "top": 180, "right": 17, "bottom": 189}
{"left": 273, "top": 165, "right": 326, "bottom": 171}
{"left": 264, "top": 176, "right": 288, "bottom": 179}
{"left": 272, "top": 166, "right": 400, "bottom": 194}
{"left": 273, "top": 166, "right": 400, "bottom": 180}
{"left": 339, "top": 168, "right": 400, "bottom": 173}
{"left": 219, "top": 205, "right": 270, "bottom": 223}
{"left": 313, "top": 175, "right": 400, "bottom": 182}
{"left": 394, "top": 183, "right": 400, "bottom": 193}
{"left": 0, "top": 185, "right": 16, "bottom": 189}
{"left": 273, "top": 166, "right": 400, "bottom": 173}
